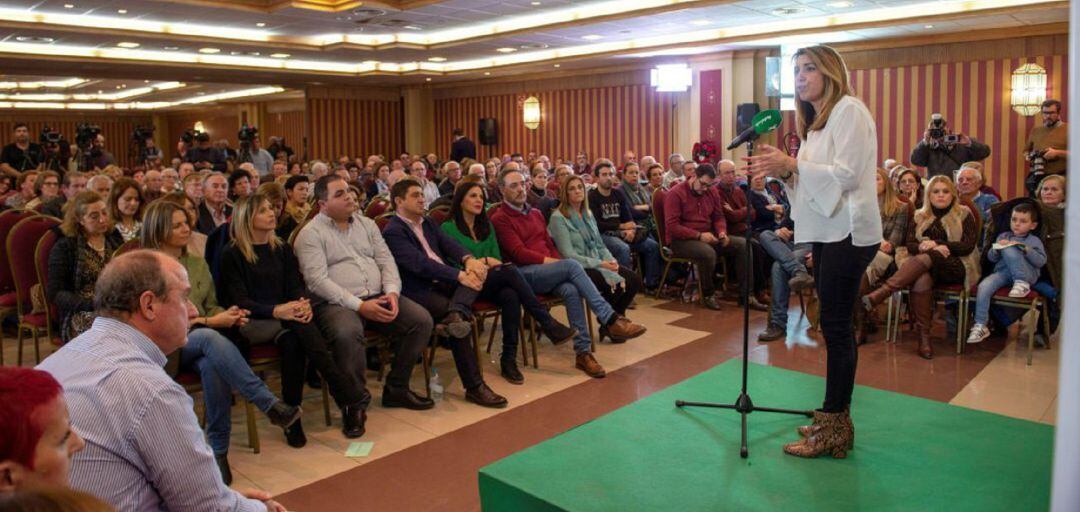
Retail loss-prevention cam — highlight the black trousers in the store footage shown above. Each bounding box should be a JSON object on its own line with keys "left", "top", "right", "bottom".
{"left": 584, "top": 266, "right": 641, "bottom": 316}
{"left": 473, "top": 265, "right": 562, "bottom": 363}
{"left": 812, "top": 236, "right": 878, "bottom": 413}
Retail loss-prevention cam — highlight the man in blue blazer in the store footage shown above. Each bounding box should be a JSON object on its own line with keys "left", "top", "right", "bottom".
{"left": 382, "top": 179, "right": 507, "bottom": 408}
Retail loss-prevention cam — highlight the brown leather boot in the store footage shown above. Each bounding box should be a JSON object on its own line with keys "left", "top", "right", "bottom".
{"left": 784, "top": 410, "right": 853, "bottom": 459}
{"left": 797, "top": 407, "right": 854, "bottom": 450}
{"left": 910, "top": 290, "right": 935, "bottom": 359}
{"left": 606, "top": 316, "right": 647, "bottom": 340}
{"left": 863, "top": 257, "right": 930, "bottom": 309}
{"left": 575, "top": 353, "right": 606, "bottom": 378}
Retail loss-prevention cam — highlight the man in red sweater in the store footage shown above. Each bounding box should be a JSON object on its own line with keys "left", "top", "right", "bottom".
{"left": 663, "top": 163, "right": 750, "bottom": 311}
{"left": 490, "top": 167, "right": 647, "bottom": 378}
{"left": 715, "top": 160, "right": 768, "bottom": 311}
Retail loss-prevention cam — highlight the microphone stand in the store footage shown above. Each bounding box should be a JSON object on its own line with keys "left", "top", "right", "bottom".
{"left": 675, "top": 138, "right": 813, "bottom": 459}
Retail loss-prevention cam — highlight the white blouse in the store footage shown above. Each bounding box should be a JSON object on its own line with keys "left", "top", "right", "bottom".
{"left": 789, "top": 95, "right": 882, "bottom": 247}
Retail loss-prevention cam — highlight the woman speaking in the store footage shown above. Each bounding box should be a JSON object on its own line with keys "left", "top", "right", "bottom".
{"left": 744, "top": 45, "right": 881, "bottom": 459}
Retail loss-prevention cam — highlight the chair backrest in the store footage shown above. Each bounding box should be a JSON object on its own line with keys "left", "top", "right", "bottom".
{"left": 288, "top": 217, "right": 312, "bottom": 247}
{"left": 113, "top": 238, "right": 143, "bottom": 257}
{"left": 35, "top": 229, "right": 60, "bottom": 324}
{"left": 8, "top": 216, "right": 60, "bottom": 313}
{"left": 364, "top": 197, "right": 390, "bottom": 219}
{"left": 652, "top": 188, "right": 669, "bottom": 245}
{"left": 304, "top": 202, "right": 321, "bottom": 221}
{"left": 374, "top": 212, "right": 394, "bottom": 231}
{"left": 427, "top": 205, "right": 451, "bottom": 226}
{"left": 979, "top": 196, "right": 1043, "bottom": 277}
{"left": 0, "top": 209, "right": 35, "bottom": 293}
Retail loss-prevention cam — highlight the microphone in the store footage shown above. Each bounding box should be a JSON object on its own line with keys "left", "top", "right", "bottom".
{"left": 726, "top": 109, "right": 782, "bottom": 150}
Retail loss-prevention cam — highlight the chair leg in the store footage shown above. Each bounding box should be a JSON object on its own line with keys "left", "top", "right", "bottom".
{"left": 424, "top": 337, "right": 436, "bottom": 399}
{"left": 1041, "top": 300, "right": 1052, "bottom": 350}
{"left": 657, "top": 261, "right": 672, "bottom": 298}
{"left": 33, "top": 328, "right": 42, "bottom": 364}
{"left": 797, "top": 292, "right": 806, "bottom": 321}
{"left": 695, "top": 264, "right": 705, "bottom": 306}
{"left": 472, "top": 320, "right": 483, "bottom": 367}
{"left": 245, "top": 399, "right": 260, "bottom": 454}
{"left": 585, "top": 301, "right": 596, "bottom": 353}
{"left": 16, "top": 325, "right": 24, "bottom": 366}
{"left": 485, "top": 314, "right": 500, "bottom": 355}
{"left": 1026, "top": 302, "right": 1037, "bottom": 366}
{"left": 320, "top": 379, "right": 332, "bottom": 427}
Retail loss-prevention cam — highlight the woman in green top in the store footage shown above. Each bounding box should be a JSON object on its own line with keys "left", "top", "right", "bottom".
{"left": 548, "top": 175, "right": 641, "bottom": 323}
{"left": 139, "top": 201, "right": 301, "bottom": 485}
{"left": 442, "top": 181, "right": 575, "bottom": 384}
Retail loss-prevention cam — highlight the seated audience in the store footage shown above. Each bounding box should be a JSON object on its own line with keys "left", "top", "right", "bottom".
{"left": 644, "top": 162, "right": 665, "bottom": 196}
{"left": 47, "top": 192, "right": 124, "bottom": 343}
{"left": 441, "top": 181, "right": 576, "bottom": 383}
{"left": 490, "top": 167, "right": 646, "bottom": 378}
{"left": 107, "top": 178, "right": 144, "bottom": 242}
{"left": 295, "top": 175, "right": 434, "bottom": 411}
{"left": 218, "top": 193, "right": 373, "bottom": 442}
{"left": 196, "top": 172, "right": 231, "bottom": 235}
{"left": 716, "top": 160, "right": 768, "bottom": 310}
{"left": 282, "top": 175, "right": 311, "bottom": 236}
{"left": 0, "top": 367, "right": 86, "bottom": 493}
{"left": 0, "top": 176, "right": 15, "bottom": 204}
{"left": 955, "top": 165, "right": 998, "bottom": 219}
{"left": 589, "top": 160, "right": 661, "bottom": 292}
{"left": 405, "top": 160, "right": 440, "bottom": 209}
{"left": 142, "top": 170, "right": 164, "bottom": 202}
{"left": 895, "top": 166, "right": 924, "bottom": 208}
{"left": 161, "top": 167, "right": 180, "bottom": 193}
{"left": 549, "top": 176, "right": 642, "bottom": 324}
{"left": 861, "top": 176, "right": 980, "bottom": 359}
{"left": 381, "top": 181, "right": 510, "bottom": 407}
{"left": 5, "top": 171, "right": 37, "bottom": 209}
{"left": 855, "top": 168, "right": 911, "bottom": 342}
{"left": 367, "top": 162, "right": 390, "bottom": 200}
{"left": 37, "top": 250, "right": 287, "bottom": 511}
{"left": 747, "top": 172, "right": 814, "bottom": 292}
{"left": 85, "top": 175, "right": 112, "bottom": 199}
{"left": 228, "top": 170, "right": 253, "bottom": 203}
{"left": 0, "top": 487, "right": 114, "bottom": 511}
{"left": 159, "top": 192, "right": 207, "bottom": 258}
{"left": 437, "top": 161, "right": 462, "bottom": 197}
{"left": 661, "top": 153, "right": 685, "bottom": 189}
{"left": 41, "top": 172, "right": 87, "bottom": 219}
{"left": 25, "top": 171, "right": 61, "bottom": 212}
{"left": 664, "top": 164, "right": 748, "bottom": 311}
{"left": 526, "top": 163, "right": 558, "bottom": 218}
{"left": 619, "top": 163, "right": 657, "bottom": 242}
{"left": 967, "top": 202, "right": 1046, "bottom": 344}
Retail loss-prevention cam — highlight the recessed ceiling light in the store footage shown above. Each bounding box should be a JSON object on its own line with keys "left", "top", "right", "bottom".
{"left": 425, "top": 77, "right": 432, "bottom": 82}
{"left": 484, "top": 72, "right": 491, "bottom": 75}
{"left": 496, "top": 47, "right": 517, "bottom": 53}
{"left": 143, "top": 80, "right": 150, "bottom": 83}
{"left": 581, "top": 34, "right": 603, "bottom": 41}
{"left": 531, "top": 1, "right": 542, "bottom": 5}
{"left": 772, "top": 7, "right": 804, "bottom": 15}
{"left": 553, "top": 64, "right": 561, "bottom": 68}
{"left": 117, "top": 9, "right": 127, "bottom": 14}
{"left": 428, "top": 56, "right": 447, "bottom": 62}
{"left": 116, "top": 41, "right": 140, "bottom": 48}
{"left": 163, "top": 46, "right": 180, "bottom": 51}
{"left": 403, "top": 25, "right": 423, "bottom": 30}
{"left": 63, "top": 3, "right": 75, "bottom": 8}
{"left": 97, "top": 90, "right": 103, "bottom": 94}
{"left": 689, "top": 20, "right": 713, "bottom": 26}
{"left": 256, "top": 22, "right": 266, "bottom": 27}
{"left": 270, "top": 53, "right": 290, "bottom": 59}
{"left": 827, "top": 1, "right": 853, "bottom": 7}
{"left": 247, "top": 51, "right": 261, "bottom": 56}
{"left": 115, "top": 85, "right": 122, "bottom": 89}
{"left": 230, "top": 51, "right": 242, "bottom": 55}
{"left": 924, "top": 24, "right": 934, "bottom": 28}
{"left": 519, "top": 43, "right": 549, "bottom": 50}
{"left": 15, "top": 36, "right": 55, "bottom": 43}
{"left": 198, "top": 47, "right": 220, "bottom": 54}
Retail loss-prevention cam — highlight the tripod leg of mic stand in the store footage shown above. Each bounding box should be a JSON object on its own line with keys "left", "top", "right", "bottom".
{"left": 740, "top": 412, "right": 749, "bottom": 458}
{"left": 754, "top": 405, "right": 815, "bottom": 417}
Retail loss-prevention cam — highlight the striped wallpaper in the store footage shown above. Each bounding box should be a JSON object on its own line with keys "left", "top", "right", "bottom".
{"left": 306, "top": 97, "right": 403, "bottom": 161}
{"left": 434, "top": 84, "right": 675, "bottom": 163}
{"left": 0, "top": 114, "right": 152, "bottom": 169}
{"left": 778, "top": 54, "right": 1069, "bottom": 200}
{"left": 263, "top": 110, "right": 306, "bottom": 159}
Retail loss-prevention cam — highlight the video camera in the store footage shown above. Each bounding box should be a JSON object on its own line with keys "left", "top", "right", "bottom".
{"left": 132, "top": 125, "right": 155, "bottom": 143}
{"left": 180, "top": 128, "right": 200, "bottom": 145}
{"left": 1028, "top": 149, "right": 1048, "bottom": 174}
{"left": 39, "top": 126, "right": 62, "bottom": 145}
{"left": 238, "top": 124, "right": 258, "bottom": 144}
{"left": 75, "top": 123, "right": 101, "bottom": 150}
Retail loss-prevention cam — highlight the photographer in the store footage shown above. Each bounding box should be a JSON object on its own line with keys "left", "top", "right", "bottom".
{"left": 139, "top": 138, "right": 164, "bottom": 168}
{"left": 1, "top": 123, "right": 45, "bottom": 178}
{"left": 910, "top": 114, "right": 990, "bottom": 179}
{"left": 237, "top": 127, "right": 274, "bottom": 177}
{"left": 74, "top": 128, "right": 115, "bottom": 172}
{"left": 216, "top": 139, "right": 237, "bottom": 162}
{"left": 1024, "top": 99, "right": 1067, "bottom": 178}
{"left": 267, "top": 136, "right": 293, "bottom": 161}
{"left": 40, "top": 128, "right": 73, "bottom": 175}
{"left": 185, "top": 132, "right": 227, "bottom": 172}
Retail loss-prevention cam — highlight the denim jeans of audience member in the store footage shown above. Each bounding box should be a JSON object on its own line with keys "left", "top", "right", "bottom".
{"left": 991, "top": 280, "right": 1059, "bottom": 334}
{"left": 768, "top": 243, "right": 812, "bottom": 329}
{"left": 601, "top": 234, "right": 662, "bottom": 289}
{"left": 974, "top": 247, "right": 1043, "bottom": 325}
{"left": 758, "top": 230, "right": 808, "bottom": 277}
{"left": 179, "top": 327, "right": 279, "bottom": 456}
{"left": 518, "top": 259, "right": 616, "bottom": 354}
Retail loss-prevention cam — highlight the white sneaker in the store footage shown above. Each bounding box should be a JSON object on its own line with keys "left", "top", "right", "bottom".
{"left": 1009, "top": 280, "right": 1031, "bottom": 298}
{"left": 967, "top": 324, "right": 990, "bottom": 344}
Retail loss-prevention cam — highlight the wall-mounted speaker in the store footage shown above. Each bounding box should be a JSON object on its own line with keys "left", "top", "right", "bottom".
{"left": 478, "top": 118, "right": 498, "bottom": 145}
{"left": 736, "top": 103, "right": 760, "bottom": 135}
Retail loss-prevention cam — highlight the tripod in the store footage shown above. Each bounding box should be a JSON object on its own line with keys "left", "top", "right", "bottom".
{"left": 675, "top": 139, "right": 813, "bottom": 459}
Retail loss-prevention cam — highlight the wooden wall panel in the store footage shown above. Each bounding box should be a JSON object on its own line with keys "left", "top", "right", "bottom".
{"left": 0, "top": 112, "right": 152, "bottom": 169}
{"left": 433, "top": 83, "right": 674, "bottom": 163}
{"left": 164, "top": 108, "right": 240, "bottom": 150}
{"left": 263, "top": 110, "right": 306, "bottom": 158}
{"left": 777, "top": 54, "right": 1068, "bottom": 200}
{"left": 306, "top": 97, "right": 403, "bottom": 161}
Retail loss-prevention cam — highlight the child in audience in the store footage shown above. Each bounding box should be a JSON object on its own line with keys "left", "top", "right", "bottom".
{"left": 967, "top": 203, "right": 1046, "bottom": 344}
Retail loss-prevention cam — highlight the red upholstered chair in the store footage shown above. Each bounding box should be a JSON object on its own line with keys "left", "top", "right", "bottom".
{"left": 0, "top": 209, "right": 34, "bottom": 365}
{"left": 8, "top": 215, "right": 60, "bottom": 365}
{"left": 112, "top": 238, "right": 142, "bottom": 257}
{"left": 34, "top": 228, "right": 62, "bottom": 355}
{"left": 651, "top": 189, "right": 706, "bottom": 304}
{"left": 426, "top": 205, "right": 451, "bottom": 226}
{"left": 364, "top": 197, "right": 390, "bottom": 219}
{"left": 304, "top": 203, "right": 321, "bottom": 221}
{"left": 374, "top": 212, "right": 394, "bottom": 231}
{"left": 960, "top": 285, "right": 1052, "bottom": 366}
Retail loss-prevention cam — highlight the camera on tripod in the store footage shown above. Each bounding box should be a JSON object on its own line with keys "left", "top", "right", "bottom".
{"left": 39, "top": 127, "right": 62, "bottom": 145}
{"left": 75, "top": 123, "right": 101, "bottom": 150}
{"left": 132, "top": 125, "right": 155, "bottom": 143}
{"left": 238, "top": 124, "right": 258, "bottom": 145}
{"left": 180, "top": 128, "right": 201, "bottom": 145}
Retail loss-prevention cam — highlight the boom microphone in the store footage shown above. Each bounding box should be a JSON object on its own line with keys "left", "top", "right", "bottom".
{"left": 726, "top": 109, "right": 782, "bottom": 150}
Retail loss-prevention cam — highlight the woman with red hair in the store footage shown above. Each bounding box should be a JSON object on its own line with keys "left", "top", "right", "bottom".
{"left": 0, "top": 367, "right": 85, "bottom": 493}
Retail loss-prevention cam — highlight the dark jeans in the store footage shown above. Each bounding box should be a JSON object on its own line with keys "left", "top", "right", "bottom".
{"left": 408, "top": 283, "right": 487, "bottom": 391}
{"left": 670, "top": 236, "right": 749, "bottom": 296}
{"left": 314, "top": 296, "right": 433, "bottom": 399}
{"left": 812, "top": 236, "right": 878, "bottom": 413}
{"left": 584, "top": 266, "right": 641, "bottom": 316}
{"left": 475, "top": 265, "right": 562, "bottom": 364}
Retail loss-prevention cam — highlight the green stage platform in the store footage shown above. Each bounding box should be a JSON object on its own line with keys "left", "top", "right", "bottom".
{"left": 479, "top": 361, "right": 1053, "bottom": 511}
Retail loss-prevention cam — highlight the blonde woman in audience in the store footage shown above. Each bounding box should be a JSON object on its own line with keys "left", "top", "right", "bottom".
{"left": 46, "top": 191, "right": 123, "bottom": 343}
{"left": 139, "top": 201, "right": 301, "bottom": 484}
{"left": 106, "top": 178, "right": 143, "bottom": 242}
{"left": 855, "top": 168, "right": 911, "bottom": 343}
{"left": 158, "top": 192, "right": 208, "bottom": 258}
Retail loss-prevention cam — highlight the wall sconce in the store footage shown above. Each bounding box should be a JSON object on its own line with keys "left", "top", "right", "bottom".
{"left": 1011, "top": 63, "right": 1047, "bottom": 116}
{"left": 523, "top": 96, "right": 540, "bottom": 130}
{"left": 194, "top": 121, "right": 206, "bottom": 133}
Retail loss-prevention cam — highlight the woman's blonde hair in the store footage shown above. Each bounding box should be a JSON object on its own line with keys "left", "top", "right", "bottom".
{"left": 59, "top": 191, "right": 105, "bottom": 237}
{"left": 793, "top": 45, "right": 854, "bottom": 140}
{"left": 556, "top": 175, "right": 590, "bottom": 220}
{"left": 918, "top": 175, "right": 958, "bottom": 217}
{"left": 230, "top": 192, "right": 282, "bottom": 264}
{"left": 1036, "top": 174, "right": 1066, "bottom": 202}
{"left": 876, "top": 168, "right": 902, "bottom": 217}
{"left": 139, "top": 200, "right": 189, "bottom": 255}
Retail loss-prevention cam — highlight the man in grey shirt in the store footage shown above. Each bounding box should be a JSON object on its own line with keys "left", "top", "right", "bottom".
{"left": 240, "top": 136, "right": 274, "bottom": 176}
{"left": 295, "top": 174, "right": 435, "bottom": 418}
{"left": 37, "top": 250, "right": 284, "bottom": 512}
